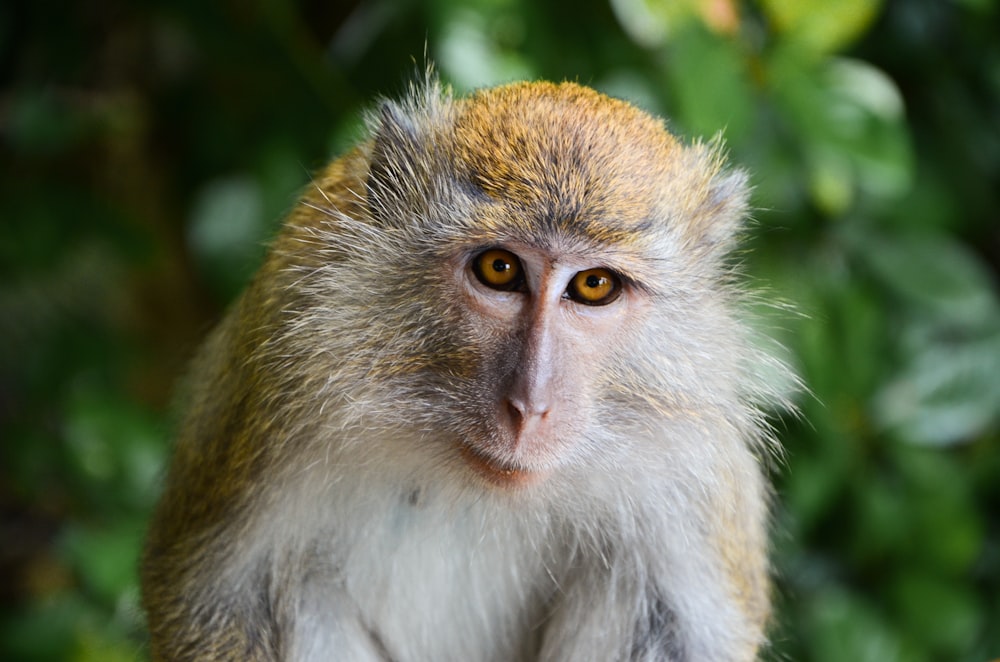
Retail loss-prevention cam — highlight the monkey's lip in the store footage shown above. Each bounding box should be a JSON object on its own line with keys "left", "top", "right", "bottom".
{"left": 459, "top": 445, "right": 542, "bottom": 487}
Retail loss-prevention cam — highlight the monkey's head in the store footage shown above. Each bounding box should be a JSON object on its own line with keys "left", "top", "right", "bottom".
{"left": 269, "top": 80, "right": 754, "bottom": 491}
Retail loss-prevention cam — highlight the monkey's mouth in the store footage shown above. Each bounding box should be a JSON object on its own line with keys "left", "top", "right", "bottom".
{"left": 459, "top": 445, "right": 540, "bottom": 487}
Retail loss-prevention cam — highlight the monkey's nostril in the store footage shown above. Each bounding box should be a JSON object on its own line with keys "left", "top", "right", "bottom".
{"left": 505, "top": 399, "right": 524, "bottom": 430}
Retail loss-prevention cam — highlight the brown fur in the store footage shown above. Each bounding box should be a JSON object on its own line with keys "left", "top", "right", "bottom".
{"left": 142, "top": 78, "right": 789, "bottom": 662}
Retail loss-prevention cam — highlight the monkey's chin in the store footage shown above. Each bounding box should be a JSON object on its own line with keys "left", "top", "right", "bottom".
{"left": 459, "top": 445, "right": 545, "bottom": 488}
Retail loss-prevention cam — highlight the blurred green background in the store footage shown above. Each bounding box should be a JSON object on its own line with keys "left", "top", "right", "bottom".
{"left": 2, "top": 0, "right": 998, "bottom": 660}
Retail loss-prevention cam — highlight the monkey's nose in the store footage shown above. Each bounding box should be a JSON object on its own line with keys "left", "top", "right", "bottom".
{"left": 504, "top": 397, "right": 550, "bottom": 434}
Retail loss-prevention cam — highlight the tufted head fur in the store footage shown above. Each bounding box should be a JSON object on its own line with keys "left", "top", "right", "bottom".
{"left": 142, "top": 76, "right": 791, "bottom": 662}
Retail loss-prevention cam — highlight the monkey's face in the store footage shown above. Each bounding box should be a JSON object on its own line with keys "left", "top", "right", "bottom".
{"left": 445, "top": 240, "right": 643, "bottom": 487}
{"left": 301, "top": 81, "right": 749, "bottom": 492}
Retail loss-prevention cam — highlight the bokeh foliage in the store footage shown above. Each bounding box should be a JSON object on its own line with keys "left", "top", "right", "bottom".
{"left": 1, "top": 0, "right": 998, "bottom": 660}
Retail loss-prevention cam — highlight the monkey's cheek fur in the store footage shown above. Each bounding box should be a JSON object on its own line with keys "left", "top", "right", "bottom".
{"left": 459, "top": 444, "right": 548, "bottom": 487}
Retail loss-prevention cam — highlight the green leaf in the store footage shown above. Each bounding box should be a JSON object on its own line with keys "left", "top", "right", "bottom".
{"left": 664, "top": 23, "right": 754, "bottom": 142}
{"left": 61, "top": 524, "right": 143, "bottom": 605}
{"left": 761, "top": 0, "right": 883, "bottom": 54}
{"left": 609, "top": 0, "right": 700, "bottom": 48}
{"left": 875, "top": 329, "right": 1000, "bottom": 445}
{"left": 436, "top": 8, "right": 533, "bottom": 91}
{"left": 187, "top": 175, "right": 267, "bottom": 301}
{"left": 769, "top": 55, "right": 913, "bottom": 214}
{"left": 890, "top": 571, "right": 984, "bottom": 654}
{"left": 804, "top": 587, "right": 905, "bottom": 662}
{"left": 894, "top": 449, "right": 985, "bottom": 573}
{"left": 860, "top": 234, "right": 1000, "bottom": 445}
{"left": 72, "top": 629, "right": 141, "bottom": 662}
{"left": 63, "top": 391, "right": 167, "bottom": 508}
{"left": 861, "top": 234, "right": 999, "bottom": 324}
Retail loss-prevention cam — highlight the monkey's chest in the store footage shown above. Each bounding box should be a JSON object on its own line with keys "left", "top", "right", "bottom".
{"left": 311, "top": 491, "right": 558, "bottom": 661}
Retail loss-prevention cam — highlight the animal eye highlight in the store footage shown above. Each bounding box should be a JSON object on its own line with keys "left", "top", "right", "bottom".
{"left": 472, "top": 249, "right": 525, "bottom": 291}
{"left": 567, "top": 268, "right": 622, "bottom": 305}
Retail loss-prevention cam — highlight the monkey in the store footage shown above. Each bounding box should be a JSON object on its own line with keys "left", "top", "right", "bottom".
{"left": 141, "top": 77, "right": 791, "bottom": 662}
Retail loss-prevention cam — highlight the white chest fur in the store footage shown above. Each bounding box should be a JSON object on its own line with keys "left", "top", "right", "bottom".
{"left": 281, "top": 468, "right": 562, "bottom": 662}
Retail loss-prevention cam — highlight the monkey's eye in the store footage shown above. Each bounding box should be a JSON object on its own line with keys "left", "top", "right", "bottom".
{"left": 567, "top": 268, "right": 622, "bottom": 306}
{"left": 472, "top": 249, "right": 526, "bottom": 291}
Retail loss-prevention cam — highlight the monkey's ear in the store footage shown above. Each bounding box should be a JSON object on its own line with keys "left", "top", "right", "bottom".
{"left": 366, "top": 102, "right": 427, "bottom": 224}
{"left": 685, "top": 164, "right": 751, "bottom": 258}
